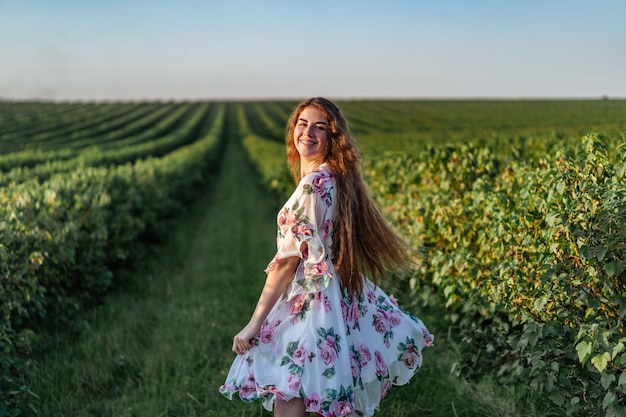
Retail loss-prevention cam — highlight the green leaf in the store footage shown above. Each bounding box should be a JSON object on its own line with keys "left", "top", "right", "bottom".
{"left": 594, "top": 246, "right": 607, "bottom": 261}
{"left": 606, "top": 404, "right": 626, "bottom": 417}
{"left": 545, "top": 212, "right": 558, "bottom": 227}
{"left": 619, "top": 371, "right": 626, "bottom": 387}
{"left": 322, "top": 367, "right": 335, "bottom": 379}
{"left": 603, "top": 391, "right": 616, "bottom": 411}
{"left": 606, "top": 259, "right": 625, "bottom": 277}
{"left": 612, "top": 342, "right": 624, "bottom": 360}
{"left": 601, "top": 372, "right": 616, "bottom": 389}
{"left": 615, "top": 162, "right": 626, "bottom": 179}
{"left": 576, "top": 340, "right": 593, "bottom": 364}
{"left": 580, "top": 245, "right": 592, "bottom": 260}
{"left": 534, "top": 296, "right": 547, "bottom": 312}
{"left": 286, "top": 341, "right": 299, "bottom": 356}
{"left": 548, "top": 390, "right": 566, "bottom": 406}
{"left": 591, "top": 352, "right": 611, "bottom": 373}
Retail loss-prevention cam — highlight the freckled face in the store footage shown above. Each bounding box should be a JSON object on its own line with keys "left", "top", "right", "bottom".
{"left": 293, "top": 106, "right": 329, "bottom": 164}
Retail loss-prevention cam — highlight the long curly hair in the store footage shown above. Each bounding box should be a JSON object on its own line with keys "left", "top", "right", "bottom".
{"left": 285, "top": 97, "right": 415, "bottom": 296}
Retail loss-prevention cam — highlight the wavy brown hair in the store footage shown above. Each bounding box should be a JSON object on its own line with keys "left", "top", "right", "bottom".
{"left": 286, "top": 97, "right": 415, "bottom": 296}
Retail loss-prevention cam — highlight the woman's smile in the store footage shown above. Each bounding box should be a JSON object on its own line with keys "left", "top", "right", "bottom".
{"left": 294, "top": 106, "right": 329, "bottom": 168}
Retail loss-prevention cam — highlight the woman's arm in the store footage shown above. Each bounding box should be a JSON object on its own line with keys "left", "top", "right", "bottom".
{"left": 232, "top": 256, "right": 300, "bottom": 355}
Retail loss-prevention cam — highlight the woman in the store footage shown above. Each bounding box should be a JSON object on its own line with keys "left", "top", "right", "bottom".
{"left": 220, "top": 98, "right": 433, "bottom": 417}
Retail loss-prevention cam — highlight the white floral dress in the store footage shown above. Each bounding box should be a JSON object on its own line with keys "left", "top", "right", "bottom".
{"left": 220, "top": 164, "right": 433, "bottom": 417}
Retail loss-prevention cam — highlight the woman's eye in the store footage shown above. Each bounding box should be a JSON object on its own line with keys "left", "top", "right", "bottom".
{"left": 316, "top": 125, "right": 326, "bottom": 131}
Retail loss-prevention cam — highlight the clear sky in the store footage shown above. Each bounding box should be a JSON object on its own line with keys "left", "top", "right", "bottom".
{"left": 1, "top": 0, "right": 625, "bottom": 101}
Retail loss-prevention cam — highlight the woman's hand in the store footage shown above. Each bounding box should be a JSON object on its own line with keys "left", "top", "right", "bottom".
{"left": 231, "top": 256, "right": 300, "bottom": 355}
{"left": 232, "top": 321, "right": 261, "bottom": 355}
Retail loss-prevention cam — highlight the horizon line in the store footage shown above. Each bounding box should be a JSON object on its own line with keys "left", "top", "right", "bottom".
{"left": 1, "top": 95, "right": 624, "bottom": 103}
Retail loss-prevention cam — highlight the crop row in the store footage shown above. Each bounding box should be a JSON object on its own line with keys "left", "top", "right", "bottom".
{"left": 0, "top": 102, "right": 148, "bottom": 152}
{"left": 0, "top": 102, "right": 227, "bottom": 415}
{"left": 25, "top": 102, "right": 165, "bottom": 152}
{"left": 0, "top": 102, "right": 201, "bottom": 172}
{"left": 0, "top": 101, "right": 94, "bottom": 139}
{"left": 0, "top": 104, "right": 217, "bottom": 189}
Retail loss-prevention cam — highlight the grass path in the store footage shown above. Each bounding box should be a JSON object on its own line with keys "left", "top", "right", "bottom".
{"left": 32, "top": 106, "right": 278, "bottom": 416}
{"left": 31, "top": 106, "right": 553, "bottom": 417}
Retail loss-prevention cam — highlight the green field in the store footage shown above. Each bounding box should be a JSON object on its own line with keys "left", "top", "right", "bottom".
{"left": 1, "top": 99, "right": 625, "bottom": 416}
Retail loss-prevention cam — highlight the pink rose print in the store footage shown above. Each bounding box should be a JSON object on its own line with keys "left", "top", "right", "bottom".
{"left": 389, "top": 295, "right": 399, "bottom": 306}
{"left": 308, "top": 260, "right": 328, "bottom": 276}
{"left": 295, "top": 224, "right": 313, "bottom": 238}
{"left": 358, "top": 344, "right": 371, "bottom": 367}
{"left": 341, "top": 298, "right": 361, "bottom": 324}
{"left": 277, "top": 208, "right": 299, "bottom": 236}
{"left": 341, "top": 294, "right": 368, "bottom": 334}
{"left": 304, "top": 393, "right": 322, "bottom": 412}
{"left": 367, "top": 290, "right": 377, "bottom": 303}
{"left": 372, "top": 311, "right": 390, "bottom": 334}
{"left": 311, "top": 171, "right": 332, "bottom": 195}
{"left": 348, "top": 301, "right": 361, "bottom": 325}
{"left": 373, "top": 308, "right": 396, "bottom": 347}
{"left": 307, "top": 170, "right": 334, "bottom": 206}
{"left": 286, "top": 211, "right": 298, "bottom": 227}
{"left": 218, "top": 381, "right": 236, "bottom": 395}
{"left": 292, "top": 346, "right": 306, "bottom": 366}
{"left": 401, "top": 347, "right": 420, "bottom": 369}
{"left": 266, "top": 386, "right": 286, "bottom": 402}
{"left": 288, "top": 373, "right": 301, "bottom": 391}
{"left": 321, "top": 219, "right": 333, "bottom": 238}
{"left": 423, "top": 328, "right": 434, "bottom": 347}
{"left": 320, "top": 343, "right": 338, "bottom": 366}
{"left": 325, "top": 335, "right": 337, "bottom": 350}
{"left": 387, "top": 310, "right": 402, "bottom": 327}
{"left": 312, "top": 175, "right": 325, "bottom": 194}
{"left": 239, "top": 375, "right": 257, "bottom": 400}
{"left": 330, "top": 400, "right": 355, "bottom": 416}
{"left": 323, "top": 295, "right": 331, "bottom": 312}
{"left": 397, "top": 337, "right": 421, "bottom": 370}
{"left": 277, "top": 208, "right": 288, "bottom": 228}
{"left": 288, "top": 294, "right": 307, "bottom": 316}
{"left": 317, "top": 327, "right": 341, "bottom": 368}
{"left": 375, "top": 351, "right": 388, "bottom": 377}
{"left": 259, "top": 327, "right": 273, "bottom": 344}
{"left": 350, "top": 350, "right": 359, "bottom": 378}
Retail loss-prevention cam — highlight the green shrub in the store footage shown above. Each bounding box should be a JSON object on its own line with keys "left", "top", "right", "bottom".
{"left": 0, "top": 105, "right": 225, "bottom": 416}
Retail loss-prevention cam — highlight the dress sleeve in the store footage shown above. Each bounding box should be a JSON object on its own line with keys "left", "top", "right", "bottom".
{"left": 265, "top": 175, "right": 332, "bottom": 294}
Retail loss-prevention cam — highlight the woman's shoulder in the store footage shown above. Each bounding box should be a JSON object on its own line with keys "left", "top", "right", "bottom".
{"left": 299, "top": 164, "right": 334, "bottom": 189}
{"left": 297, "top": 164, "right": 335, "bottom": 205}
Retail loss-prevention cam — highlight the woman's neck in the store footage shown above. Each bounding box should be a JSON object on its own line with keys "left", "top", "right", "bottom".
{"left": 300, "top": 158, "right": 325, "bottom": 178}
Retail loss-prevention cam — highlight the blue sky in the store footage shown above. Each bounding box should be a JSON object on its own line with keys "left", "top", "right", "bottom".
{"left": 1, "top": 0, "right": 625, "bottom": 100}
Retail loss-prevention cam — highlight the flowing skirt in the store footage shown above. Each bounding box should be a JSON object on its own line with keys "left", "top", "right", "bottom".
{"left": 220, "top": 277, "right": 433, "bottom": 417}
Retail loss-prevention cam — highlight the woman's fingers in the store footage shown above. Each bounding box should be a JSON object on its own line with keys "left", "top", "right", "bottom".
{"left": 232, "top": 336, "right": 253, "bottom": 355}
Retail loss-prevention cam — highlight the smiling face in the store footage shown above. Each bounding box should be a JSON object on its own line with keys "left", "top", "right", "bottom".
{"left": 293, "top": 106, "right": 329, "bottom": 172}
